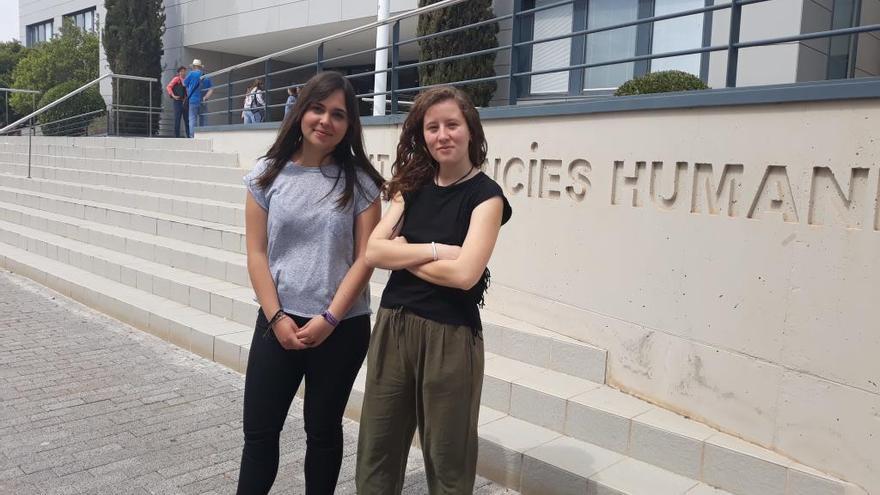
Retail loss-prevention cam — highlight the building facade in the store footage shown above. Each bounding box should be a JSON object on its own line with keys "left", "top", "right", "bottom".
{"left": 18, "top": 0, "right": 880, "bottom": 114}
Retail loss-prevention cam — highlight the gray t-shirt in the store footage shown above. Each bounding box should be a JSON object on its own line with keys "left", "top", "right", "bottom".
{"left": 244, "top": 158, "right": 380, "bottom": 319}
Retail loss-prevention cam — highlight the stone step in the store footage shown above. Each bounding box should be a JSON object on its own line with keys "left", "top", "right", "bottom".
{"left": 0, "top": 161, "right": 245, "bottom": 203}
{"left": 0, "top": 199, "right": 249, "bottom": 286}
{"left": 0, "top": 136, "right": 215, "bottom": 152}
{"left": 0, "top": 240, "right": 858, "bottom": 495}
{"left": 0, "top": 173, "right": 245, "bottom": 227}
{"left": 0, "top": 185, "right": 246, "bottom": 254}
{"left": 0, "top": 208, "right": 600, "bottom": 378}
{"left": 0, "top": 141, "right": 238, "bottom": 167}
{"left": 0, "top": 152, "right": 245, "bottom": 184}
{"left": 0, "top": 241, "right": 252, "bottom": 373}
{"left": 367, "top": 281, "right": 607, "bottom": 384}
{"left": 0, "top": 217, "right": 257, "bottom": 327}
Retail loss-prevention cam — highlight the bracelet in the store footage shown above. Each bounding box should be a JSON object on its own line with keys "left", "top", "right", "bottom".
{"left": 267, "top": 309, "right": 286, "bottom": 329}
{"left": 431, "top": 241, "right": 438, "bottom": 261}
{"left": 321, "top": 310, "right": 339, "bottom": 327}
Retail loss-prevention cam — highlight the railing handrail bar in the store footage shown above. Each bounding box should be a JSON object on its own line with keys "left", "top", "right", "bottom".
{"left": 0, "top": 73, "right": 158, "bottom": 134}
{"left": 203, "top": 0, "right": 469, "bottom": 79}
{"left": 0, "top": 88, "right": 41, "bottom": 95}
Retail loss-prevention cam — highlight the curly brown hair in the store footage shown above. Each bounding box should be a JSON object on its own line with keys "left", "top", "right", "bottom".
{"left": 384, "top": 86, "right": 487, "bottom": 200}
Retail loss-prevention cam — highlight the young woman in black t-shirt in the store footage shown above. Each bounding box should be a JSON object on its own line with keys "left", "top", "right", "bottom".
{"left": 356, "top": 86, "right": 512, "bottom": 494}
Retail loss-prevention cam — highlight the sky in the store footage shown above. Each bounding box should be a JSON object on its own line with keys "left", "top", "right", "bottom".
{"left": 1, "top": 0, "right": 20, "bottom": 43}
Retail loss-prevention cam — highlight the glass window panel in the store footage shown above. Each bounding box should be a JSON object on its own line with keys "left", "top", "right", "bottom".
{"left": 530, "top": 0, "right": 574, "bottom": 94}
{"left": 651, "top": 0, "right": 704, "bottom": 76}
{"left": 584, "top": 0, "right": 638, "bottom": 90}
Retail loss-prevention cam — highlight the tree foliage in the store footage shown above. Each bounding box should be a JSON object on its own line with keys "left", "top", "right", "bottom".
{"left": 10, "top": 22, "right": 98, "bottom": 117}
{"left": 103, "top": 0, "right": 165, "bottom": 135}
{"left": 37, "top": 80, "right": 105, "bottom": 135}
{"left": 417, "top": 0, "right": 499, "bottom": 107}
{"left": 0, "top": 41, "right": 30, "bottom": 126}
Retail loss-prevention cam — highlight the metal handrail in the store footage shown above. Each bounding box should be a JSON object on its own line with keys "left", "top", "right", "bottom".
{"left": 0, "top": 88, "right": 41, "bottom": 95}
{"left": 0, "top": 73, "right": 159, "bottom": 135}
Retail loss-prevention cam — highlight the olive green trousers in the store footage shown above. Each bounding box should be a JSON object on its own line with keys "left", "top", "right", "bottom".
{"left": 356, "top": 307, "right": 484, "bottom": 495}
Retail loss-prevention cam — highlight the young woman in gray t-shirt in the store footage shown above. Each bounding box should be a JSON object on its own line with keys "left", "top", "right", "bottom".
{"left": 237, "top": 71, "right": 384, "bottom": 494}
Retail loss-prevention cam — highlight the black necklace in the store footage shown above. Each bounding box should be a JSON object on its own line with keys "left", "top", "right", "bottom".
{"left": 436, "top": 167, "right": 474, "bottom": 187}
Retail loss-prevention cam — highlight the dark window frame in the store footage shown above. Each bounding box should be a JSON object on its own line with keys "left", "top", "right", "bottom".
{"left": 826, "top": 0, "right": 861, "bottom": 79}
{"left": 64, "top": 7, "right": 97, "bottom": 32}
{"left": 25, "top": 19, "right": 54, "bottom": 47}
{"left": 518, "top": 0, "right": 714, "bottom": 98}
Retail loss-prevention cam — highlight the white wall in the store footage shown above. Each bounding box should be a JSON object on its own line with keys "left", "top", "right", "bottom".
{"left": 202, "top": 97, "right": 880, "bottom": 493}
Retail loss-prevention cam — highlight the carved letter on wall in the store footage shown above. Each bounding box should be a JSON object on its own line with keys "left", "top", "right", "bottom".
{"left": 566, "top": 160, "right": 591, "bottom": 202}
{"left": 690, "top": 163, "right": 745, "bottom": 217}
{"left": 808, "top": 167, "right": 870, "bottom": 229}
{"left": 539, "top": 160, "right": 562, "bottom": 199}
{"left": 502, "top": 158, "right": 526, "bottom": 195}
{"left": 748, "top": 165, "right": 799, "bottom": 223}
{"left": 612, "top": 161, "right": 648, "bottom": 207}
{"left": 650, "top": 161, "right": 688, "bottom": 211}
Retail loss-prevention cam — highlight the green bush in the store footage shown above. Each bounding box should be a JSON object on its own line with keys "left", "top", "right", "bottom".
{"left": 37, "top": 80, "right": 106, "bottom": 135}
{"left": 615, "top": 70, "right": 709, "bottom": 96}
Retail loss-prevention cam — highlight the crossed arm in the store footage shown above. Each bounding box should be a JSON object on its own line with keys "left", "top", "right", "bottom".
{"left": 364, "top": 193, "right": 504, "bottom": 290}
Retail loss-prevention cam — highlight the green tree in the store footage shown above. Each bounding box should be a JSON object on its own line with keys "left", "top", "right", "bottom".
{"left": 9, "top": 21, "right": 99, "bottom": 117}
{"left": 417, "top": 0, "right": 498, "bottom": 107}
{"left": 0, "top": 41, "right": 30, "bottom": 126}
{"left": 103, "top": 0, "right": 165, "bottom": 135}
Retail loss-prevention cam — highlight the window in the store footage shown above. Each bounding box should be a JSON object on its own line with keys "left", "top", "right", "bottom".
{"left": 65, "top": 8, "right": 96, "bottom": 32}
{"left": 26, "top": 19, "right": 54, "bottom": 47}
{"left": 827, "top": 0, "right": 858, "bottom": 79}
{"left": 522, "top": 0, "right": 709, "bottom": 96}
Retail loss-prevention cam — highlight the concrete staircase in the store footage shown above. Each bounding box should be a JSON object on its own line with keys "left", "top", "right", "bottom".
{"left": 0, "top": 136, "right": 862, "bottom": 495}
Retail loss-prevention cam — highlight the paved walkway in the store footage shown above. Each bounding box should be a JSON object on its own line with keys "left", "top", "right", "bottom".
{"left": 0, "top": 270, "right": 515, "bottom": 494}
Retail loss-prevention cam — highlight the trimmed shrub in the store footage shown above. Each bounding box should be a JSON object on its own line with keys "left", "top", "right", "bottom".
{"left": 615, "top": 70, "right": 709, "bottom": 96}
{"left": 37, "top": 80, "right": 105, "bottom": 135}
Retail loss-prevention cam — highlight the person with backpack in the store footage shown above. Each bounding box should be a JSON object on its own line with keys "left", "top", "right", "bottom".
{"left": 165, "top": 66, "right": 189, "bottom": 138}
{"left": 242, "top": 78, "right": 266, "bottom": 124}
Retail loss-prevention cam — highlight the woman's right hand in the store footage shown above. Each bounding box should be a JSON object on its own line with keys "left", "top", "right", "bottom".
{"left": 272, "top": 315, "right": 306, "bottom": 350}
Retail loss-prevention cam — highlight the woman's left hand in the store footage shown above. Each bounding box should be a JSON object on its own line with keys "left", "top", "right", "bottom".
{"left": 295, "top": 315, "right": 335, "bottom": 347}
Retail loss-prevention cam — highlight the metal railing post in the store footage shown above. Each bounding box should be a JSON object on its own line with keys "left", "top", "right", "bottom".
{"left": 391, "top": 21, "right": 401, "bottom": 114}
{"left": 27, "top": 126, "right": 33, "bottom": 179}
{"left": 264, "top": 59, "right": 272, "bottom": 122}
{"left": 148, "top": 80, "right": 153, "bottom": 136}
{"left": 726, "top": 0, "right": 742, "bottom": 88}
{"left": 508, "top": 0, "right": 523, "bottom": 105}
{"left": 227, "top": 71, "right": 233, "bottom": 125}
{"left": 3, "top": 92, "right": 7, "bottom": 127}
{"left": 317, "top": 43, "right": 324, "bottom": 74}
{"left": 115, "top": 77, "right": 120, "bottom": 134}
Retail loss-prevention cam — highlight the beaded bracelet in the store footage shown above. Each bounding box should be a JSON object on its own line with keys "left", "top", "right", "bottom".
{"left": 267, "top": 309, "right": 287, "bottom": 329}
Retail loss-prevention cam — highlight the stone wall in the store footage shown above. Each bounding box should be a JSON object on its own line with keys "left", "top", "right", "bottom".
{"left": 202, "top": 97, "right": 880, "bottom": 493}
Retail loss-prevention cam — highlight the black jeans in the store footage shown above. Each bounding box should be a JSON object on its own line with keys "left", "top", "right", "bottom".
{"left": 237, "top": 310, "right": 370, "bottom": 495}
{"left": 173, "top": 99, "right": 189, "bottom": 138}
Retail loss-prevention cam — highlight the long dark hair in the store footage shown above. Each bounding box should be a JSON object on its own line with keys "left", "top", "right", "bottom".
{"left": 384, "top": 86, "right": 487, "bottom": 201}
{"left": 257, "top": 71, "right": 383, "bottom": 209}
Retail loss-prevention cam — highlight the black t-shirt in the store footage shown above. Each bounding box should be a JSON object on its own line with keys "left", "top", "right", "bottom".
{"left": 380, "top": 172, "right": 512, "bottom": 331}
